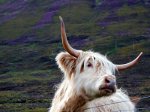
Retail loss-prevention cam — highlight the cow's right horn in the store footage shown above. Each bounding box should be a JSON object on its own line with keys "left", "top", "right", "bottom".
{"left": 59, "top": 16, "right": 80, "bottom": 58}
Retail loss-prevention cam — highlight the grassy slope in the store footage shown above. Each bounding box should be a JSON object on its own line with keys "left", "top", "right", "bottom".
{"left": 0, "top": 0, "right": 149, "bottom": 111}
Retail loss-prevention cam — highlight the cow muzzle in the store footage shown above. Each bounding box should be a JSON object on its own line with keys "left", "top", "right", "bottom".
{"left": 100, "top": 75, "right": 116, "bottom": 93}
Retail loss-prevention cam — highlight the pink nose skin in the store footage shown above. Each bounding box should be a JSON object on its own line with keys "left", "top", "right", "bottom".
{"left": 104, "top": 75, "right": 116, "bottom": 88}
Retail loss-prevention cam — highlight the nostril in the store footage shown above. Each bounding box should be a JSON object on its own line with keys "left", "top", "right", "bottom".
{"left": 104, "top": 76, "right": 116, "bottom": 87}
{"left": 105, "top": 78, "right": 110, "bottom": 84}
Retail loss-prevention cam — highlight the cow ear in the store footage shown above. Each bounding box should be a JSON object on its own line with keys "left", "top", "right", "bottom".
{"left": 56, "top": 52, "right": 77, "bottom": 78}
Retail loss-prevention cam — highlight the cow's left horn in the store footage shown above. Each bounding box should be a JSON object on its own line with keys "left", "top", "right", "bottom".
{"left": 59, "top": 16, "right": 80, "bottom": 58}
{"left": 116, "top": 52, "right": 143, "bottom": 71}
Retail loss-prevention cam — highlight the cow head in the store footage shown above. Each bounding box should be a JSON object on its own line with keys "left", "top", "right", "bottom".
{"left": 56, "top": 16, "right": 143, "bottom": 98}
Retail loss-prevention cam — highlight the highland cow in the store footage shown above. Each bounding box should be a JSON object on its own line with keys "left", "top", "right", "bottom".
{"left": 49, "top": 17, "right": 142, "bottom": 112}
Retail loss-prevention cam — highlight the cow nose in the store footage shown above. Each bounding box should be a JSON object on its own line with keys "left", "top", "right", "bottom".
{"left": 104, "top": 76, "right": 116, "bottom": 87}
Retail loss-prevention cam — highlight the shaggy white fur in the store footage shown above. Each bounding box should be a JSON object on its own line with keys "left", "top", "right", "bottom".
{"left": 82, "top": 89, "right": 135, "bottom": 112}
{"left": 49, "top": 51, "right": 135, "bottom": 112}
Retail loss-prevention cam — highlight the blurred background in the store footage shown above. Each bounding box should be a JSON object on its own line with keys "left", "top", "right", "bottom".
{"left": 0, "top": 0, "right": 149, "bottom": 112}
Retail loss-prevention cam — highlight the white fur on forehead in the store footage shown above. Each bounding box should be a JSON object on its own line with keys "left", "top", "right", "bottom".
{"left": 56, "top": 52, "right": 77, "bottom": 78}
{"left": 56, "top": 51, "right": 116, "bottom": 78}
{"left": 77, "top": 51, "right": 116, "bottom": 74}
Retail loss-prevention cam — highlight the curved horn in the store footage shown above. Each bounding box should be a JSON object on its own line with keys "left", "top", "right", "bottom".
{"left": 117, "top": 52, "right": 143, "bottom": 71}
{"left": 59, "top": 16, "right": 80, "bottom": 58}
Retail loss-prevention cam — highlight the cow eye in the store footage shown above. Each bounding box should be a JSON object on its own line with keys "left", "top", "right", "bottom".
{"left": 87, "top": 63, "right": 92, "bottom": 67}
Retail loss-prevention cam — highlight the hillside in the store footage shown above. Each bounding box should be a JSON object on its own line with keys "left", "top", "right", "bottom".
{"left": 0, "top": 0, "right": 150, "bottom": 112}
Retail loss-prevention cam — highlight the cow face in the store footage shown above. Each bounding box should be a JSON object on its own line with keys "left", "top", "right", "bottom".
{"left": 56, "top": 51, "right": 117, "bottom": 98}
{"left": 74, "top": 51, "right": 117, "bottom": 98}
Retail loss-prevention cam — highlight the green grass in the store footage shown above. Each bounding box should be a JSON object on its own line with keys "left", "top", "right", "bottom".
{"left": 0, "top": 69, "right": 58, "bottom": 83}
{"left": 95, "top": 0, "right": 103, "bottom": 5}
{"left": 0, "top": 43, "right": 58, "bottom": 72}
{"left": 115, "top": 40, "right": 150, "bottom": 56}
{"left": 0, "top": 69, "right": 58, "bottom": 111}
{"left": 0, "top": 11, "right": 42, "bottom": 40}
{"left": 52, "top": 2, "right": 102, "bottom": 37}
{"left": 0, "top": 91, "right": 24, "bottom": 104}
{"left": 106, "top": 20, "right": 149, "bottom": 35}
{"left": 0, "top": 103, "right": 48, "bottom": 112}
{"left": 117, "top": 5, "right": 148, "bottom": 16}
{"left": 24, "top": 108, "right": 47, "bottom": 112}
{"left": 0, "top": 0, "right": 9, "bottom": 4}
